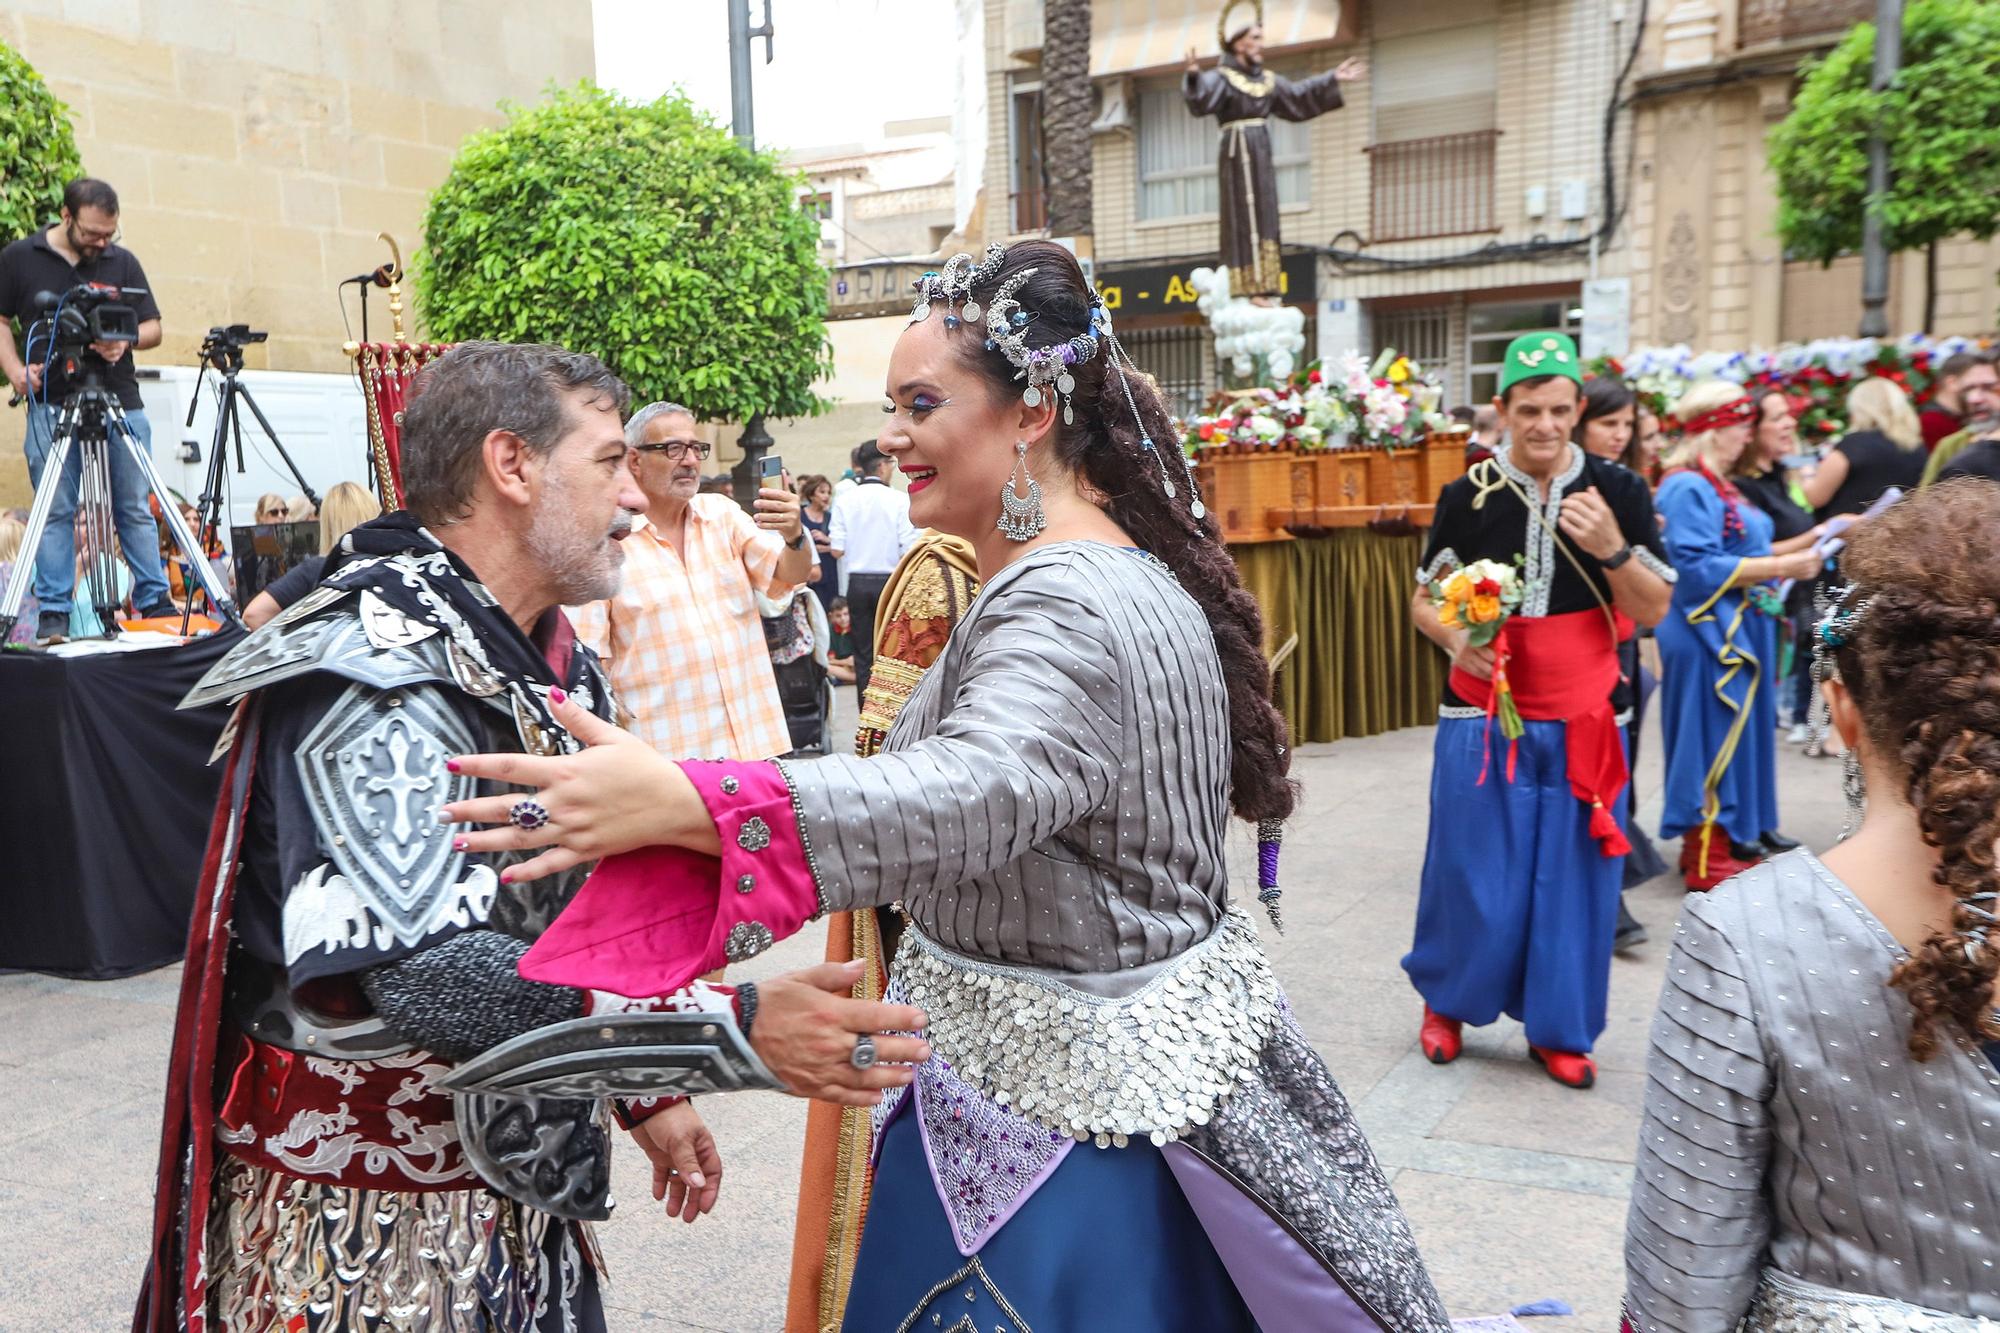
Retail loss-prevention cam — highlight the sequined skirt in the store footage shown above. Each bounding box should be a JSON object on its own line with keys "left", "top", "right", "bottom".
{"left": 1744, "top": 1268, "right": 2000, "bottom": 1332}
{"left": 207, "top": 1153, "right": 606, "bottom": 1332}
{"left": 875, "top": 912, "right": 1452, "bottom": 1332}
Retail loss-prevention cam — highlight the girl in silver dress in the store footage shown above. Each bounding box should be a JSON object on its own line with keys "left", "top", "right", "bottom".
{"left": 1623, "top": 479, "right": 2000, "bottom": 1331}
{"left": 444, "top": 241, "right": 1450, "bottom": 1330}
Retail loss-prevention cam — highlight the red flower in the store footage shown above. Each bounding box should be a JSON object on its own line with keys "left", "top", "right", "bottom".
{"left": 1475, "top": 578, "right": 1501, "bottom": 596}
{"left": 1308, "top": 368, "right": 1323, "bottom": 384}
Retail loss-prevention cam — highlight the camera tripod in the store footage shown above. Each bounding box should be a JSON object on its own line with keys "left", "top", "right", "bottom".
{"left": 0, "top": 359, "right": 240, "bottom": 642}
{"left": 184, "top": 326, "right": 317, "bottom": 633}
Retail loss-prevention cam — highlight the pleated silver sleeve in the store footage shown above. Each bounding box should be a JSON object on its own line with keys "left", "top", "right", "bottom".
{"left": 1624, "top": 889, "right": 1773, "bottom": 1332}
{"left": 781, "top": 542, "right": 1233, "bottom": 976}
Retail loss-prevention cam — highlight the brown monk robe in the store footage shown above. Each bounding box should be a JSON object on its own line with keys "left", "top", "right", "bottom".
{"left": 1183, "top": 21, "right": 1356, "bottom": 300}
{"left": 783, "top": 531, "right": 979, "bottom": 1333}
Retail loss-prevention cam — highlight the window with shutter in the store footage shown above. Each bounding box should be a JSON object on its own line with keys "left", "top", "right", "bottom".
{"left": 1367, "top": 22, "right": 1500, "bottom": 241}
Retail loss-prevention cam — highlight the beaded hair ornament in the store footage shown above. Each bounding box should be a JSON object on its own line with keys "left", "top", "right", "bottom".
{"left": 910, "top": 244, "right": 1207, "bottom": 522}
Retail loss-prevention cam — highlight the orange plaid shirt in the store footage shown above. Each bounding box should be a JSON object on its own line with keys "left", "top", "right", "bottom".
{"left": 570, "top": 495, "right": 795, "bottom": 761}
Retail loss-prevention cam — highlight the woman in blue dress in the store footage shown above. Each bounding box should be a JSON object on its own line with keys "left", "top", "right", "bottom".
{"left": 1655, "top": 382, "right": 1825, "bottom": 889}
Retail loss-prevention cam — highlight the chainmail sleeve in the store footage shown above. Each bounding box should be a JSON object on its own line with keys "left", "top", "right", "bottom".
{"left": 361, "top": 932, "right": 583, "bottom": 1063}
{"left": 1623, "top": 893, "right": 1773, "bottom": 1332}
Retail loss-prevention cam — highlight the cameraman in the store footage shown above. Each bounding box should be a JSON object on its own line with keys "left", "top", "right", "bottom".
{"left": 0, "top": 177, "right": 173, "bottom": 640}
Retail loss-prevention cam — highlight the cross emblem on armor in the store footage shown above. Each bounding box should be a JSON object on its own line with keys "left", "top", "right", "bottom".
{"left": 362, "top": 719, "right": 439, "bottom": 844}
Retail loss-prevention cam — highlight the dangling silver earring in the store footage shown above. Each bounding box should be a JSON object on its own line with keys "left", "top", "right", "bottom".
{"left": 998, "top": 440, "right": 1046, "bottom": 542}
{"left": 1840, "top": 749, "right": 1866, "bottom": 841}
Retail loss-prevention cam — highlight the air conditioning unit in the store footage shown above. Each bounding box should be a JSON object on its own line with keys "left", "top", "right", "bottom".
{"left": 1092, "top": 78, "right": 1132, "bottom": 134}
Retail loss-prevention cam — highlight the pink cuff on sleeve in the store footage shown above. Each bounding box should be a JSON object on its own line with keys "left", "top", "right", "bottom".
{"left": 518, "top": 760, "right": 822, "bottom": 997}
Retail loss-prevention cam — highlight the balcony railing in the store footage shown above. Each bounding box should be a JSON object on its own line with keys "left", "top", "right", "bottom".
{"left": 1739, "top": 0, "right": 1873, "bottom": 46}
{"left": 1365, "top": 130, "right": 1500, "bottom": 244}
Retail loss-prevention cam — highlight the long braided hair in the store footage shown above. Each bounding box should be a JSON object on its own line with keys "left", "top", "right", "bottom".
{"left": 1833, "top": 479, "right": 2000, "bottom": 1059}
{"left": 952, "top": 240, "right": 1296, "bottom": 825}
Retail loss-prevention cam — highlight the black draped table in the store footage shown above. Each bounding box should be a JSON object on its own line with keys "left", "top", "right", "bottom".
{"left": 0, "top": 630, "right": 242, "bottom": 979}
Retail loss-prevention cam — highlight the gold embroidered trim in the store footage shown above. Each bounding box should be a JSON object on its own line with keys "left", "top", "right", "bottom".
{"left": 819, "top": 907, "right": 886, "bottom": 1332}
{"left": 1219, "top": 63, "right": 1277, "bottom": 98}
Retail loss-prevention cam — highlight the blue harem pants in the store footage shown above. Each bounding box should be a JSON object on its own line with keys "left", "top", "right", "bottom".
{"left": 1401, "top": 715, "right": 1625, "bottom": 1054}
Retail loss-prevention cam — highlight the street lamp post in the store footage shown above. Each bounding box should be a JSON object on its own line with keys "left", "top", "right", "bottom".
{"left": 728, "top": 0, "right": 778, "bottom": 509}
{"left": 1858, "top": 0, "right": 1903, "bottom": 338}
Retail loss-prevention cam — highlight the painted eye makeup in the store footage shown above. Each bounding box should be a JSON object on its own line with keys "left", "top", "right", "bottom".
{"left": 881, "top": 395, "right": 952, "bottom": 417}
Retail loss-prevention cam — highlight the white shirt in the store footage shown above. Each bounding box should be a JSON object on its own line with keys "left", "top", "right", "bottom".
{"left": 828, "top": 477, "right": 918, "bottom": 575}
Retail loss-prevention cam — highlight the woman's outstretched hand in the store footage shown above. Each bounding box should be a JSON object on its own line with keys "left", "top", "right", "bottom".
{"left": 440, "top": 689, "right": 720, "bottom": 883}
{"left": 753, "top": 961, "right": 932, "bottom": 1107}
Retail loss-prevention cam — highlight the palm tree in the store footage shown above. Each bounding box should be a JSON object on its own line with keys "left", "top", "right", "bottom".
{"left": 1041, "top": 0, "right": 1093, "bottom": 238}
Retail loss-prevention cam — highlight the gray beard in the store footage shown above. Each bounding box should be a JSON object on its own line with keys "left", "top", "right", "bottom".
{"left": 525, "top": 506, "right": 622, "bottom": 606}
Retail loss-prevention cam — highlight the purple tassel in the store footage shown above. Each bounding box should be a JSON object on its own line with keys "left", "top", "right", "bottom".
{"left": 1256, "top": 818, "right": 1284, "bottom": 933}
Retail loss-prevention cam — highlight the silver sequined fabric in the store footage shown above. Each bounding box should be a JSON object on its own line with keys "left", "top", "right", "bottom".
{"left": 207, "top": 1152, "right": 603, "bottom": 1331}
{"left": 888, "top": 908, "right": 1280, "bottom": 1146}
{"left": 1741, "top": 1267, "right": 2000, "bottom": 1332}
{"left": 1182, "top": 1013, "right": 1455, "bottom": 1331}
{"left": 784, "top": 542, "right": 1230, "bottom": 972}
{"left": 1624, "top": 851, "right": 2000, "bottom": 1331}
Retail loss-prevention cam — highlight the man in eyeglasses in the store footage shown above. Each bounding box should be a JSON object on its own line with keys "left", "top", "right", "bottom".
{"left": 569, "top": 399, "right": 814, "bottom": 761}
{"left": 0, "top": 177, "right": 176, "bottom": 640}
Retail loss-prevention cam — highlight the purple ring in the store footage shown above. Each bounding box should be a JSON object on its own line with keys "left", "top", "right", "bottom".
{"left": 509, "top": 798, "right": 551, "bottom": 831}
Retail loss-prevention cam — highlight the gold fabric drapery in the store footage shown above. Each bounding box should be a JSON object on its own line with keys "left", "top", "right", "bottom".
{"left": 1232, "top": 530, "right": 1448, "bottom": 744}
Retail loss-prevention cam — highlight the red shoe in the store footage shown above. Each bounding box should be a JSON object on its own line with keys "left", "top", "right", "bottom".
{"left": 1420, "top": 1006, "right": 1463, "bottom": 1064}
{"left": 1681, "top": 831, "right": 1757, "bottom": 891}
{"left": 1529, "top": 1045, "right": 1597, "bottom": 1089}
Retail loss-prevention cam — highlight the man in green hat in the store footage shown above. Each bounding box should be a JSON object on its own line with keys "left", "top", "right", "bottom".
{"left": 1401, "top": 332, "right": 1674, "bottom": 1089}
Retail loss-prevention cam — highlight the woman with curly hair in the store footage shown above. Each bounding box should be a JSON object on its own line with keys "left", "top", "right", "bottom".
{"left": 1622, "top": 479, "right": 2000, "bottom": 1332}
{"left": 440, "top": 241, "right": 1449, "bottom": 1330}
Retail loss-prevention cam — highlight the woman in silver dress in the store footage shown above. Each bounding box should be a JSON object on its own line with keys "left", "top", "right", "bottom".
{"left": 442, "top": 241, "right": 1449, "bottom": 1330}
{"left": 1622, "top": 479, "right": 2000, "bottom": 1331}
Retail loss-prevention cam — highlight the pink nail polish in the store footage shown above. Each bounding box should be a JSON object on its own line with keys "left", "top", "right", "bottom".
{"left": 446, "top": 759, "right": 461, "bottom": 773}
{"left": 498, "top": 870, "right": 513, "bottom": 885}
{"left": 453, "top": 838, "right": 467, "bottom": 851}
{"left": 550, "top": 686, "right": 567, "bottom": 705}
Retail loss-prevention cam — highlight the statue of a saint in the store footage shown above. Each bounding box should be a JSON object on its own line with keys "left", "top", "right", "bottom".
{"left": 1185, "top": 3, "right": 1365, "bottom": 305}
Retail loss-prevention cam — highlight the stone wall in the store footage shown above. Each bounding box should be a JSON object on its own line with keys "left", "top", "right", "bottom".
{"left": 0, "top": 0, "right": 591, "bottom": 507}
{"left": 0, "top": 0, "right": 593, "bottom": 376}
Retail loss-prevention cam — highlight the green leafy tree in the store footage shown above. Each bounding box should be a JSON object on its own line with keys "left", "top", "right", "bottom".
{"left": 418, "top": 83, "right": 831, "bottom": 421}
{"left": 1769, "top": 0, "right": 2000, "bottom": 322}
{"left": 0, "top": 39, "right": 82, "bottom": 255}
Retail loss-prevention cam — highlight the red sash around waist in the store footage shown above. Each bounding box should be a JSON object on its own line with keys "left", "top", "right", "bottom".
{"left": 1448, "top": 609, "right": 1631, "bottom": 859}
{"left": 216, "top": 1028, "right": 474, "bottom": 1192}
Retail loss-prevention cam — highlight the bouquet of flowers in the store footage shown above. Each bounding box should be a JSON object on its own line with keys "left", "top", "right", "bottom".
{"left": 1430, "top": 558, "right": 1526, "bottom": 741}
{"left": 1179, "top": 348, "right": 1450, "bottom": 455}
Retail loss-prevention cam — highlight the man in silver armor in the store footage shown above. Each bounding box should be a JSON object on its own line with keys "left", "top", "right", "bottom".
{"left": 135, "top": 341, "right": 927, "bottom": 1332}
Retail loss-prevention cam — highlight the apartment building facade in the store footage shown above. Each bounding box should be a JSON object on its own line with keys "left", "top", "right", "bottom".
{"left": 978, "top": 0, "right": 1997, "bottom": 409}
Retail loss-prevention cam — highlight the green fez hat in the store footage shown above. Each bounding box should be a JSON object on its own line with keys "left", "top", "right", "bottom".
{"left": 1498, "top": 331, "right": 1582, "bottom": 394}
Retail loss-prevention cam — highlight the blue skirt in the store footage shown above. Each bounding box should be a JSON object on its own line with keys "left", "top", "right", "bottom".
{"left": 841, "top": 1099, "right": 1260, "bottom": 1332}
{"left": 1657, "top": 600, "right": 1780, "bottom": 844}
{"left": 1402, "top": 715, "right": 1625, "bottom": 1053}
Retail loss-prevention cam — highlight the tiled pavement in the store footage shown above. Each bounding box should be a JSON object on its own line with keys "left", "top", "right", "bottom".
{"left": 0, "top": 692, "right": 1845, "bottom": 1330}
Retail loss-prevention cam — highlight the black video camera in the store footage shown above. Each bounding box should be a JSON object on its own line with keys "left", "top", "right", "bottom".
{"left": 199, "top": 323, "right": 269, "bottom": 373}
{"left": 31, "top": 283, "right": 143, "bottom": 356}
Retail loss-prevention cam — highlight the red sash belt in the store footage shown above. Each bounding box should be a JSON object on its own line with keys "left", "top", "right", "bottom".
{"left": 215, "top": 1029, "right": 472, "bottom": 1192}
{"left": 1449, "top": 609, "right": 1631, "bottom": 859}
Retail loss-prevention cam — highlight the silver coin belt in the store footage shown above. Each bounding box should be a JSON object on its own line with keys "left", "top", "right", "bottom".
{"left": 1743, "top": 1268, "right": 2000, "bottom": 1332}
{"left": 890, "top": 908, "right": 1280, "bottom": 1149}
